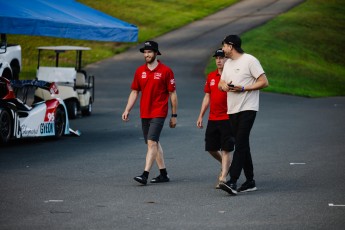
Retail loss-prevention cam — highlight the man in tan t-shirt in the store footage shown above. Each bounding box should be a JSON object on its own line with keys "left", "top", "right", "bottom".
{"left": 218, "top": 35, "right": 269, "bottom": 195}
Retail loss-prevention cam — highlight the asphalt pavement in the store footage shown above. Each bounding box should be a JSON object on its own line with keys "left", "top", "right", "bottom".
{"left": 1, "top": 0, "right": 345, "bottom": 229}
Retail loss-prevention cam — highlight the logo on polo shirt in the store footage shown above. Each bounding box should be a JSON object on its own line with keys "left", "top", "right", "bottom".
{"left": 170, "top": 79, "right": 175, "bottom": 85}
{"left": 154, "top": 72, "right": 162, "bottom": 79}
{"left": 141, "top": 72, "right": 147, "bottom": 78}
{"left": 210, "top": 79, "right": 215, "bottom": 86}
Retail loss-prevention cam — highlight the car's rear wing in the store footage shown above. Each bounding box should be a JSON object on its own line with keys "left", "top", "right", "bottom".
{"left": 10, "top": 79, "right": 59, "bottom": 94}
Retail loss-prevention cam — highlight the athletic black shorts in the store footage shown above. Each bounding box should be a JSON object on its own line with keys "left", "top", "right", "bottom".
{"left": 205, "top": 119, "right": 234, "bottom": 152}
{"left": 141, "top": 118, "right": 165, "bottom": 143}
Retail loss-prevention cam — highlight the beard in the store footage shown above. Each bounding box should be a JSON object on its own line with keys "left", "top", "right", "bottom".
{"left": 145, "top": 55, "right": 156, "bottom": 64}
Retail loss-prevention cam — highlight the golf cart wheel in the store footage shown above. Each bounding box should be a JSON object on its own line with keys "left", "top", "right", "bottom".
{"left": 81, "top": 99, "right": 92, "bottom": 116}
{"left": 67, "top": 100, "right": 78, "bottom": 119}
{"left": 54, "top": 106, "right": 66, "bottom": 138}
{"left": 0, "top": 110, "right": 12, "bottom": 144}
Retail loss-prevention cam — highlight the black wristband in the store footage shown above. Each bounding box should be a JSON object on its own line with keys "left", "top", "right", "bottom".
{"left": 171, "top": 114, "right": 177, "bottom": 117}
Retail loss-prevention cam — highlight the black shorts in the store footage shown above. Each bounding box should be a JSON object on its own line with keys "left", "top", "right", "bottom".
{"left": 205, "top": 119, "right": 234, "bottom": 152}
{"left": 141, "top": 118, "right": 165, "bottom": 143}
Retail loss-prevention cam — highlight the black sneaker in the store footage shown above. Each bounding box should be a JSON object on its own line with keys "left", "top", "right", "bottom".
{"left": 237, "top": 180, "right": 257, "bottom": 193}
{"left": 150, "top": 174, "right": 170, "bottom": 183}
{"left": 134, "top": 175, "right": 147, "bottom": 185}
{"left": 219, "top": 181, "right": 237, "bottom": 195}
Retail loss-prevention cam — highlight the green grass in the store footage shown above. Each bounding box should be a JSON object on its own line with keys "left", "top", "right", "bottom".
{"left": 7, "top": 0, "right": 238, "bottom": 79}
{"left": 206, "top": 0, "right": 345, "bottom": 97}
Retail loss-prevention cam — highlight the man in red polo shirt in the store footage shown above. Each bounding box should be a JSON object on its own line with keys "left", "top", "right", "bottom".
{"left": 197, "top": 49, "right": 234, "bottom": 188}
{"left": 122, "top": 41, "right": 178, "bottom": 185}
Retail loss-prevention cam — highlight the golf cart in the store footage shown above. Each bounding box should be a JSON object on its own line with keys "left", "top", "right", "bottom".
{"left": 34, "top": 46, "right": 95, "bottom": 119}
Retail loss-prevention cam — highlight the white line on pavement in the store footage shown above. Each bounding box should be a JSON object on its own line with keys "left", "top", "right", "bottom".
{"left": 329, "top": 203, "right": 345, "bottom": 207}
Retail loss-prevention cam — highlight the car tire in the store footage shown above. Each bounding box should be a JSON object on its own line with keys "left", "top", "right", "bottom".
{"left": 0, "top": 109, "right": 12, "bottom": 144}
{"left": 67, "top": 100, "right": 78, "bottom": 119}
{"left": 54, "top": 106, "right": 66, "bottom": 138}
{"left": 1, "top": 68, "right": 13, "bottom": 81}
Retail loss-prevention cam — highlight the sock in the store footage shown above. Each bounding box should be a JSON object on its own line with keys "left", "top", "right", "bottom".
{"left": 142, "top": 171, "right": 149, "bottom": 178}
{"left": 160, "top": 168, "right": 168, "bottom": 176}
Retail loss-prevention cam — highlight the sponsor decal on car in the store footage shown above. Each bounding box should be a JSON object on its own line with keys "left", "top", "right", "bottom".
{"left": 21, "top": 124, "right": 39, "bottom": 137}
{"left": 44, "top": 100, "right": 59, "bottom": 122}
{"left": 49, "top": 82, "right": 59, "bottom": 94}
{"left": 40, "top": 122, "right": 55, "bottom": 136}
{"left": 20, "top": 122, "right": 55, "bottom": 137}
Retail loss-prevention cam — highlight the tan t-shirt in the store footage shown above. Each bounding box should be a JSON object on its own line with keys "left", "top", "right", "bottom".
{"left": 221, "top": 53, "right": 265, "bottom": 114}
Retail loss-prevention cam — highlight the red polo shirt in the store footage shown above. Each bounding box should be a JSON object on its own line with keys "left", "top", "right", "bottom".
{"left": 204, "top": 70, "right": 229, "bottom": 120}
{"left": 131, "top": 61, "right": 176, "bottom": 118}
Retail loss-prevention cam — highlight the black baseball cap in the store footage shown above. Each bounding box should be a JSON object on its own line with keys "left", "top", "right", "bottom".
{"left": 213, "top": 48, "right": 225, "bottom": 57}
{"left": 139, "top": 40, "right": 161, "bottom": 55}
{"left": 222, "top": 35, "right": 244, "bottom": 53}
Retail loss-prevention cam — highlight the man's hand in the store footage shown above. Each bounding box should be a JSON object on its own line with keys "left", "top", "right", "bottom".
{"left": 169, "top": 117, "right": 177, "bottom": 128}
{"left": 196, "top": 117, "right": 203, "bottom": 128}
{"left": 122, "top": 111, "right": 130, "bottom": 121}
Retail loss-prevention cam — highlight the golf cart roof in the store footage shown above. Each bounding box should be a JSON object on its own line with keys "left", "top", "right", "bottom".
{"left": 37, "top": 46, "right": 91, "bottom": 51}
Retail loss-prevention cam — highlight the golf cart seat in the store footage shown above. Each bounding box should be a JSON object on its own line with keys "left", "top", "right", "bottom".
{"left": 76, "top": 71, "right": 91, "bottom": 90}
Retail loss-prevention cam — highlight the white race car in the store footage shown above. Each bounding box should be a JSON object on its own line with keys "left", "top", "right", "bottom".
{"left": 0, "top": 76, "right": 70, "bottom": 144}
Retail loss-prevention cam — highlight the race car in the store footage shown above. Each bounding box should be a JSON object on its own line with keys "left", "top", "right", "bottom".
{"left": 0, "top": 76, "right": 70, "bottom": 144}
